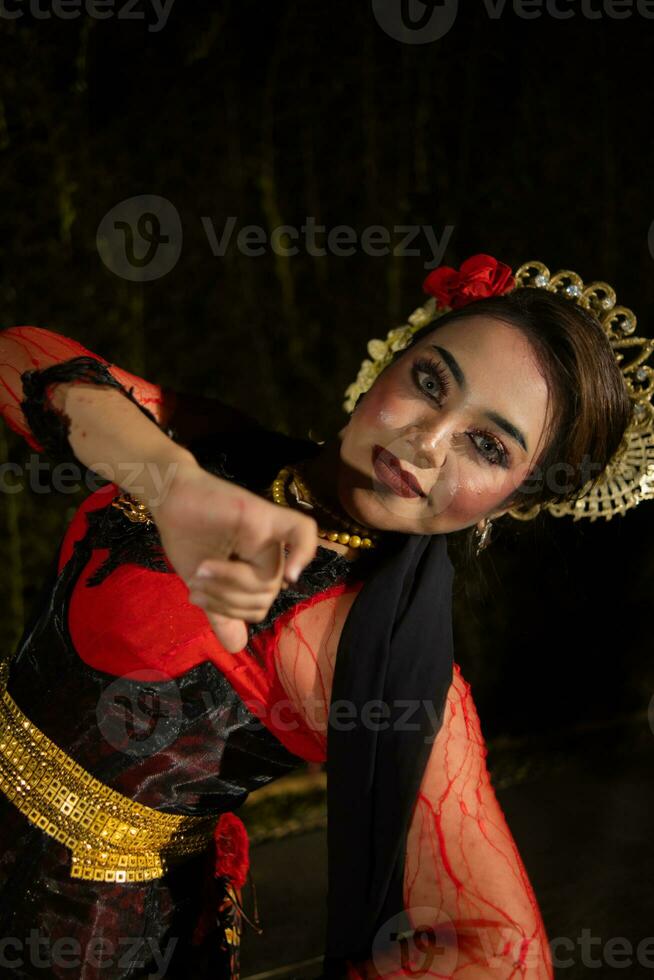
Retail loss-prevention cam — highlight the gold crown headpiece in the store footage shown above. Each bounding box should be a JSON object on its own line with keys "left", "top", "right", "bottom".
{"left": 343, "top": 256, "right": 654, "bottom": 523}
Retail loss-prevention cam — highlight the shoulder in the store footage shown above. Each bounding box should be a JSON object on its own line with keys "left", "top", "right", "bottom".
{"left": 57, "top": 483, "right": 122, "bottom": 574}
{"left": 186, "top": 427, "right": 322, "bottom": 493}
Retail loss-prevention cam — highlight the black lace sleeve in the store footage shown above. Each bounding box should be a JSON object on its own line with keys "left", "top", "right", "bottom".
{"left": 20, "top": 355, "right": 173, "bottom": 468}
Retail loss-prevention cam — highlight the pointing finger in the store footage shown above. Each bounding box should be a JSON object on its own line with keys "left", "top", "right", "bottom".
{"left": 281, "top": 512, "right": 318, "bottom": 583}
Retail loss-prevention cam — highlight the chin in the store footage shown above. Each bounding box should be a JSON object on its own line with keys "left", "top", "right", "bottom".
{"left": 337, "top": 486, "right": 379, "bottom": 530}
{"left": 340, "top": 486, "right": 410, "bottom": 534}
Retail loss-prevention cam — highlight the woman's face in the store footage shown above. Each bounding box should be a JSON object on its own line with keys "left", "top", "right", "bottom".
{"left": 334, "top": 314, "right": 552, "bottom": 535}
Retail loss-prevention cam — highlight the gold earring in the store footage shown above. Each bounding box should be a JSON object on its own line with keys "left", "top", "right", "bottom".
{"left": 474, "top": 518, "right": 493, "bottom": 557}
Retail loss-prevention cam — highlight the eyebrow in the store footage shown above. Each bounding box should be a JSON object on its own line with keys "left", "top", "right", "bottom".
{"left": 430, "top": 344, "right": 529, "bottom": 452}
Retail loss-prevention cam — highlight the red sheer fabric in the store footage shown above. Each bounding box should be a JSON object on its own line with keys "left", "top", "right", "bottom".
{"left": 270, "top": 594, "right": 555, "bottom": 979}
{"left": 62, "top": 493, "right": 355, "bottom": 763}
{"left": 0, "top": 326, "right": 554, "bottom": 978}
{"left": 0, "top": 325, "right": 170, "bottom": 451}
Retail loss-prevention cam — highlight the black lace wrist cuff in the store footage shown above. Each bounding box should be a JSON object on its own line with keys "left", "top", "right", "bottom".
{"left": 20, "top": 356, "right": 167, "bottom": 467}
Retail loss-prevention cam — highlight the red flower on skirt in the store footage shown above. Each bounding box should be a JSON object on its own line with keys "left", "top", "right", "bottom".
{"left": 191, "top": 811, "right": 253, "bottom": 954}
{"left": 213, "top": 812, "right": 250, "bottom": 890}
{"left": 423, "top": 253, "right": 515, "bottom": 310}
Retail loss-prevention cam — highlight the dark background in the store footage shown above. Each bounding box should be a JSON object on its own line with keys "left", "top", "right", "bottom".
{"left": 2, "top": 0, "right": 652, "bottom": 733}
{"left": 0, "top": 6, "right": 653, "bottom": 971}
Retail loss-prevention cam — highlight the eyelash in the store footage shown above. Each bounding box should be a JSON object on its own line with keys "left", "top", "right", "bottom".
{"left": 411, "top": 356, "right": 510, "bottom": 468}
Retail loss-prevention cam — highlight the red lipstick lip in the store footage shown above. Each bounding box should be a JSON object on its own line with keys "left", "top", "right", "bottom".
{"left": 372, "top": 445, "right": 426, "bottom": 498}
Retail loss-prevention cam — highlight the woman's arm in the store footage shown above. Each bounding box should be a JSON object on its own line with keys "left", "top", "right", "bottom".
{"left": 0, "top": 325, "right": 261, "bottom": 454}
{"left": 46, "top": 374, "right": 320, "bottom": 647}
{"left": 386, "top": 663, "right": 554, "bottom": 980}
{"left": 268, "top": 595, "right": 554, "bottom": 979}
{"left": 0, "top": 325, "right": 190, "bottom": 502}
{"left": 0, "top": 326, "right": 173, "bottom": 452}
{"left": 0, "top": 325, "right": 319, "bottom": 651}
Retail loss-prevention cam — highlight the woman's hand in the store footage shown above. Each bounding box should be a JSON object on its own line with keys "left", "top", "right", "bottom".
{"left": 145, "top": 457, "right": 318, "bottom": 653}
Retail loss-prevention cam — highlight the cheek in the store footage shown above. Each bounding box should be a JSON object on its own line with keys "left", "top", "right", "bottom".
{"left": 437, "top": 468, "right": 519, "bottom": 525}
{"left": 446, "top": 484, "right": 500, "bottom": 522}
{"left": 340, "top": 379, "right": 410, "bottom": 487}
{"left": 353, "top": 375, "right": 408, "bottom": 430}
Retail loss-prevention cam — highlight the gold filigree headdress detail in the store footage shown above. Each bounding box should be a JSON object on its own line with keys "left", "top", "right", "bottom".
{"left": 343, "top": 256, "right": 654, "bottom": 522}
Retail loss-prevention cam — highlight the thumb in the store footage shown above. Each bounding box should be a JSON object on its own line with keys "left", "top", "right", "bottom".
{"left": 209, "top": 613, "right": 248, "bottom": 655}
{"left": 247, "top": 537, "right": 286, "bottom": 585}
{"left": 281, "top": 512, "right": 319, "bottom": 583}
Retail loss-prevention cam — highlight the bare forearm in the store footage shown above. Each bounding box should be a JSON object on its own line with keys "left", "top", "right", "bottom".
{"left": 51, "top": 381, "right": 197, "bottom": 510}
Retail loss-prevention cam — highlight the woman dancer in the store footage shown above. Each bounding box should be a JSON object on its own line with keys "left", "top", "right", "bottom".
{"left": 0, "top": 255, "right": 649, "bottom": 980}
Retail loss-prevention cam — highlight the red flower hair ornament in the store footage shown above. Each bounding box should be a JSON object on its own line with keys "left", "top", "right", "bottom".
{"left": 423, "top": 253, "right": 515, "bottom": 310}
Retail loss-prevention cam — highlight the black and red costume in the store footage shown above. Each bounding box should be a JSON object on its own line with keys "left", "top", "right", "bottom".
{"left": 0, "top": 327, "right": 554, "bottom": 979}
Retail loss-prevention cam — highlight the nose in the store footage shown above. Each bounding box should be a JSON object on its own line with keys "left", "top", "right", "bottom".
{"left": 408, "top": 417, "right": 453, "bottom": 470}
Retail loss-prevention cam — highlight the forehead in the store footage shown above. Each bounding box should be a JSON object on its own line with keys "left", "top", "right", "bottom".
{"left": 417, "top": 314, "right": 538, "bottom": 366}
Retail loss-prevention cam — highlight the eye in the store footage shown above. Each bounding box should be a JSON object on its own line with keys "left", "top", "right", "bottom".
{"left": 412, "top": 356, "right": 450, "bottom": 406}
{"left": 411, "top": 357, "right": 510, "bottom": 469}
{"left": 468, "top": 429, "right": 509, "bottom": 468}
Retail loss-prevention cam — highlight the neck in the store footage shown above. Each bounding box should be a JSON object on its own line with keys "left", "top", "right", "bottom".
{"left": 294, "top": 434, "right": 368, "bottom": 562}
{"left": 299, "top": 435, "right": 343, "bottom": 513}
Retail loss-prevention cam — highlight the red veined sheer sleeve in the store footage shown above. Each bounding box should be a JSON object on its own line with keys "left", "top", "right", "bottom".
{"left": 269, "top": 590, "right": 554, "bottom": 979}
{"left": 382, "top": 663, "right": 555, "bottom": 979}
{"left": 0, "top": 325, "right": 172, "bottom": 455}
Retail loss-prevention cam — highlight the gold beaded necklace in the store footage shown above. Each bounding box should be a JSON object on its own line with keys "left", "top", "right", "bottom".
{"left": 110, "top": 463, "right": 382, "bottom": 552}
{"left": 268, "top": 463, "right": 380, "bottom": 550}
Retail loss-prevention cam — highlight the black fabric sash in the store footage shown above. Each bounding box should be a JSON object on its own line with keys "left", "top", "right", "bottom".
{"left": 322, "top": 531, "right": 454, "bottom": 974}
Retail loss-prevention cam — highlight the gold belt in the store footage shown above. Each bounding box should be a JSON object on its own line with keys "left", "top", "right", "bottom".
{"left": 0, "top": 656, "right": 218, "bottom": 884}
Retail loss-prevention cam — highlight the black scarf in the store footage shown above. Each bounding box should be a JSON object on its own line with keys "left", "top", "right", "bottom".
{"left": 322, "top": 530, "right": 454, "bottom": 974}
